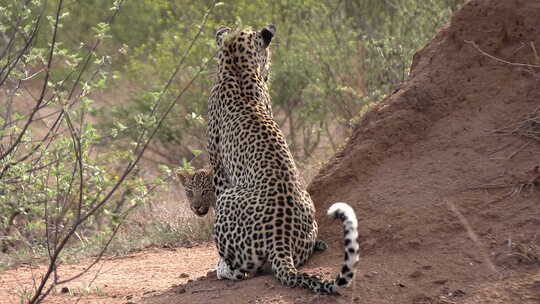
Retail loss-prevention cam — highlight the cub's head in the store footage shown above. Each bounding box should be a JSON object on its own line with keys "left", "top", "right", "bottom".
{"left": 177, "top": 168, "right": 215, "bottom": 217}
{"left": 215, "top": 25, "right": 276, "bottom": 81}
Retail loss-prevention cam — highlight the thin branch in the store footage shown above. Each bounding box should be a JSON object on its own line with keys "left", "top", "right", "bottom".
{"left": 1, "top": 79, "right": 22, "bottom": 131}
{"left": 35, "top": 213, "right": 126, "bottom": 302}
{"left": 0, "top": 6, "right": 120, "bottom": 180}
{"left": 530, "top": 41, "right": 539, "bottom": 64}
{"left": 0, "top": 2, "right": 50, "bottom": 163}
{"left": 0, "top": 1, "right": 43, "bottom": 88}
{"left": 54, "top": 203, "right": 135, "bottom": 287}
{"left": 0, "top": 0, "right": 34, "bottom": 61}
{"left": 24, "top": 1, "right": 65, "bottom": 302}
{"left": 28, "top": 1, "right": 217, "bottom": 302}
{"left": 446, "top": 200, "right": 498, "bottom": 273}
{"left": 465, "top": 40, "right": 540, "bottom": 68}
{"left": 130, "top": 0, "right": 216, "bottom": 157}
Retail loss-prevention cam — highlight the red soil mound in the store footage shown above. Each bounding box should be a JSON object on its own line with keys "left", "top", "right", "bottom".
{"left": 308, "top": 0, "right": 540, "bottom": 302}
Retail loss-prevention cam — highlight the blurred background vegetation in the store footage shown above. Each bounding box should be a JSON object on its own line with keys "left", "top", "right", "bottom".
{"left": 0, "top": 0, "right": 465, "bottom": 279}
{"left": 42, "top": 0, "right": 465, "bottom": 168}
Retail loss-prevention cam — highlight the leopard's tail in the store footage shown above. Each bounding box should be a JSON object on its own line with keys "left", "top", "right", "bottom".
{"left": 326, "top": 202, "right": 360, "bottom": 290}
{"left": 271, "top": 202, "right": 359, "bottom": 294}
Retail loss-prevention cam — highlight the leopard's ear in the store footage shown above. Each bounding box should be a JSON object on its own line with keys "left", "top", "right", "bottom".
{"left": 215, "top": 26, "right": 231, "bottom": 47}
{"left": 203, "top": 167, "right": 213, "bottom": 175}
{"left": 202, "top": 168, "right": 213, "bottom": 182}
{"left": 177, "top": 173, "right": 186, "bottom": 186}
{"left": 261, "top": 24, "right": 275, "bottom": 48}
{"left": 176, "top": 170, "right": 190, "bottom": 186}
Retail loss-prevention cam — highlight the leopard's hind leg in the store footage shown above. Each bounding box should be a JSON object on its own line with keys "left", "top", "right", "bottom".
{"left": 216, "top": 258, "right": 246, "bottom": 280}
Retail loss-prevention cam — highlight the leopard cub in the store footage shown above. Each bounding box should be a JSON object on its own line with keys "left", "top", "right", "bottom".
{"left": 177, "top": 168, "right": 215, "bottom": 217}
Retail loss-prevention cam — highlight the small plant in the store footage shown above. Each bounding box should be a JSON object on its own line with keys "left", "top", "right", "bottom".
{"left": 16, "top": 287, "right": 33, "bottom": 304}
{"left": 66, "top": 286, "right": 107, "bottom": 297}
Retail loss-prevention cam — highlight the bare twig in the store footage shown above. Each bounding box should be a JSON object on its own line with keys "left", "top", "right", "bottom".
{"left": 0, "top": 7, "right": 45, "bottom": 162}
{"left": 0, "top": 0, "right": 31, "bottom": 59}
{"left": 510, "top": 42, "right": 527, "bottom": 56}
{"left": 489, "top": 140, "right": 533, "bottom": 161}
{"left": 531, "top": 41, "right": 539, "bottom": 64}
{"left": 0, "top": 17, "right": 41, "bottom": 87}
{"left": 191, "top": 288, "right": 219, "bottom": 294}
{"left": 464, "top": 174, "right": 538, "bottom": 202}
{"left": 492, "top": 105, "right": 540, "bottom": 142}
{"left": 445, "top": 200, "right": 498, "bottom": 273}
{"left": 465, "top": 40, "right": 540, "bottom": 68}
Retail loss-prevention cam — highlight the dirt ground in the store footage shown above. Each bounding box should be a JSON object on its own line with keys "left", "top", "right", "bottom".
{"left": 1, "top": 0, "right": 539, "bottom": 303}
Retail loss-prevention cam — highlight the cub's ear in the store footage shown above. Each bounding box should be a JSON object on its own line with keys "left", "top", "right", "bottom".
{"left": 202, "top": 168, "right": 213, "bottom": 181}
{"left": 176, "top": 171, "right": 189, "bottom": 186}
{"left": 215, "top": 26, "right": 231, "bottom": 47}
{"left": 261, "top": 24, "right": 276, "bottom": 48}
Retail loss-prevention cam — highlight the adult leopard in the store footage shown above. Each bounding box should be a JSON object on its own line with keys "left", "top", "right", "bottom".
{"left": 205, "top": 24, "right": 360, "bottom": 294}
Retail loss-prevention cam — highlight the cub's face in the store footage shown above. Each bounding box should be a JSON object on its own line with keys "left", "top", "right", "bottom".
{"left": 177, "top": 169, "right": 215, "bottom": 217}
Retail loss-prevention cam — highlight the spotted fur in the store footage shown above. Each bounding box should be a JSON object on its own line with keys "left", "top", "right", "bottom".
{"left": 177, "top": 168, "right": 215, "bottom": 217}
{"left": 205, "top": 24, "right": 360, "bottom": 293}
{"left": 179, "top": 169, "right": 329, "bottom": 253}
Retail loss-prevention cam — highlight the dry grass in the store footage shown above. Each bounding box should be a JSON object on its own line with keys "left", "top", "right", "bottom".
{"left": 493, "top": 105, "right": 540, "bottom": 142}
{"left": 0, "top": 179, "right": 214, "bottom": 271}
{"left": 107, "top": 181, "right": 214, "bottom": 254}
{"left": 507, "top": 237, "right": 540, "bottom": 265}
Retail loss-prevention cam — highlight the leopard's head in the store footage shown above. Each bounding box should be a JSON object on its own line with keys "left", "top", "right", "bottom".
{"left": 215, "top": 24, "right": 276, "bottom": 81}
{"left": 177, "top": 168, "right": 215, "bottom": 217}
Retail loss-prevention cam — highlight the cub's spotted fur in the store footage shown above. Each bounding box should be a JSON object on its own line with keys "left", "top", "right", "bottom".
{"left": 177, "top": 168, "right": 215, "bottom": 217}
